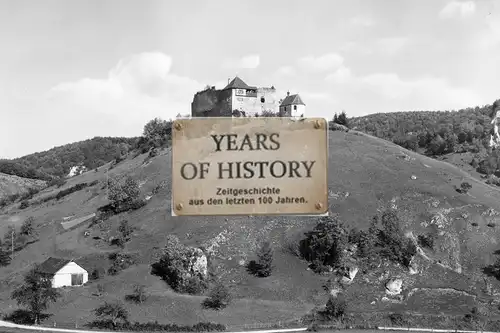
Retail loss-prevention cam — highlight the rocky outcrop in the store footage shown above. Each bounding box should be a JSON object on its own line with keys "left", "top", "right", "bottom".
{"left": 490, "top": 101, "right": 500, "bottom": 148}
{"left": 341, "top": 265, "right": 359, "bottom": 284}
{"left": 385, "top": 278, "right": 403, "bottom": 295}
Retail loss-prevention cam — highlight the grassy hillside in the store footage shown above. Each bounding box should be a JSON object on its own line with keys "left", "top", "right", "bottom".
{"left": 0, "top": 173, "right": 46, "bottom": 203}
{"left": 2, "top": 129, "right": 500, "bottom": 329}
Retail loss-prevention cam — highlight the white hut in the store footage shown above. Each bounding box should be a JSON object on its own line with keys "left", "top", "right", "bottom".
{"left": 37, "top": 257, "right": 88, "bottom": 288}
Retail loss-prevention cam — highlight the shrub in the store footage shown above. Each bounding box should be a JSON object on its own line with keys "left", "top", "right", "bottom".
{"left": 108, "top": 176, "right": 141, "bottom": 209}
{"left": 125, "top": 284, "right": 148, "bottom": 304}
{"left": 458, "top": 182, "right": 472, "bottom": 194}
{"left": 299, "top": 216, "right": 349, "bottom": 273}
{"left": 86, "top": 320, "right": 225, "bottom": 331}
{"left": 20, "top": 217, "right": 35, "bottom": 237}
{"left": 388, "top": 313, "right": 409, "bottom": 326}
{"left": 118, "top": 220, "right": 134, "bottom": 242}
{"left": 93, "top": 302, "right": 129, "bottom": 328}
{"left": 55, "top": 182, "right": 89, "bottom": 200}
{"left": 150, "top": 235, "right": 208, "bottom": 295}
{"left": 487, "top": 223, "right": 496, "bottom": 228}
{"left": 19, "top": 201, "right": 29, "bottom": 210}
{"left": 202, "top": 283, "right": 232, "bottom": 310}
{"left": 322, "top": 296, "right": 347, "bottom": 321}
{"left": 108, "top": 252, "right": 136, "bottom": 276}
{"left": 247, "top": 241, "right": 274, "bottom": 277}
{"left": 418, "top": 233, "right": 435, "bottom": 250}
{"left": 47, "top": 177, "right": 66, "bottom": 188}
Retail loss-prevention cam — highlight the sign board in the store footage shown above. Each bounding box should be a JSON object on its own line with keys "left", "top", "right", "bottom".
{"left": 235, "top": 89, "right": 246, "bottom": 96}
{"left": 171, "top": 117, "right": 328, "bottom": 216}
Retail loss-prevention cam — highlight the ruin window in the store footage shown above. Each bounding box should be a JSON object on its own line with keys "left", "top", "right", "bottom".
{"left": 261, "top": 97, "right": 265, "bottom": 103}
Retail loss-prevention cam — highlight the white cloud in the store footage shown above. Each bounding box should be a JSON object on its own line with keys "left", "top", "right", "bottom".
{"left": 48, "top": 51, "right": 204, "bottom": 124}
{"left": 325, "top": 66, "right": 352, "bottom": 84}
{"left": 222, "top": 54, "right": 260, "bottom": 70}
{"left": 439, "top": 1, "right": 476, "bottom": 19}
{"left": 349, "top": 16, "right": 375, "bottom": 27}
{"left": 340, "top": 42, "right": 373, "bottom": 55}
{"left": 359, "top": 72, "right": 482, "bottom": 110}
{"left": 297, "top": 53, "right": 344, "bottom": 72}
{"left": 275, "top": 66, "right": 296, "bottom": 76}
{"left": 376, "top": 37, "right": 410, "bottom": 56}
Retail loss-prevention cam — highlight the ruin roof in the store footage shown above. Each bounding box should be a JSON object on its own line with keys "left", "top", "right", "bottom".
{"left": 280, "top": 94, "right": 305, "bottom": 107}
{"left": 223, "top": 77, "right": 257, "bottom": 90}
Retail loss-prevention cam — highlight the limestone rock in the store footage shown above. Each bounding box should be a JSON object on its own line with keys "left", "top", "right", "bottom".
{"left": 385, "top": 278, "right": 403, "bottom": 295}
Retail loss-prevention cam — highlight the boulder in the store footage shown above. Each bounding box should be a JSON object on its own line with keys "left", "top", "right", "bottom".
{"left": 385, "top": 278, "right": 403, "bottom": 295}
{"left": 341, "top": 266, "right": 359, "bottom": 284}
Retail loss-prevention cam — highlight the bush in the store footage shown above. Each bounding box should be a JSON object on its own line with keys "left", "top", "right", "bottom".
{"left": 108, "top": 252, "right": 136, "bottom": 276}
{"left": 47, "top": 178, "right": 66, "bottom": 188}
{"left": 322, "top": 296, "right": 347, "bottom": 321}
{"left": 246, "top": 241, "right": 274, "bottom": 277}
{"left": 108, "top": 176, "right": 141, "bottom": 209}
{"left": 55, "top": 182, "right": 89, "bottom": 200}
{"left": 19, "top": 201, "right": 29, "bottom": 209}
{"left": 299, "top": 216, "right": 349, "bottom": 273}
{"left": 418, "top": 233, "right": 435, "bottom": 250}
{"left": 388, "top": 313, "right": 409, "bottom": 326}
{"left": 125, "top": 284, "right": 148, "bottom": 304}
{"left": 86, "top": 320, "right": 226, "bottom": 331}
{"left": 202, "top": 283, "right": 232, "bottom": 310}
{"left": 458, "top": 182, "right": 472, "bottom": 194}
{"left": 150, "top": 235, "right": 208, "bottom": 295}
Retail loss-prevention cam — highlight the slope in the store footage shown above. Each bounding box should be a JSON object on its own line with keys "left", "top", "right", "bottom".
{"left": 0, "top": 173, "right": 46, "bottom": 201}
{"left": 2, "top": 130, "right": 500, "bottom": 328}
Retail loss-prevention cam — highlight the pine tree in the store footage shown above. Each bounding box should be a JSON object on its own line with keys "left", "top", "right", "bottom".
{"left": 256, "top": 241, "right": 274, "bottom": 277}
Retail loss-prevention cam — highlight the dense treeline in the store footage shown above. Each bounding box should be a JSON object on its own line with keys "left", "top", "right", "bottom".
{"left": 349, "top": 99, "right": 500, "bottom": 173}
{"left": 2, "top": 137, "right": 139, "bottom": 180}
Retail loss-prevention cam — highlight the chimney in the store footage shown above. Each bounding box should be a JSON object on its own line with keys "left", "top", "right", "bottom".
{"left": 228, "top": 78, "right": 230, "bottom": 85}
{"left": 287, "top": 91, "right": 290, "bottom": 96}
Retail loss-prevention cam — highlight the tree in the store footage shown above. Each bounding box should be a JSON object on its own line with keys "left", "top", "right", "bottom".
{"left": 0, "top": 240, "right": 11, "bottom": 267}
{"left": 21, "top": 217, "right": 35, "bottom": 237}
{"left": 93, "top": 302, "right": 129, "bottom": 328}
{"left": 299, "top": 216, "right": 349, "bottom": 272}
{"left": 336, "top": 111, "right": 349, "bottom": 127}
{"left": 257, "top": 241, "right": 274, "bottom": 277}
{"left": 118, "top": 220, "right": 134, "bottom": 242}
{"left": 460, "top": 182, "right": 472, "bottom": 194}
{"left": 108, "top": 176, "right": 140, "bottom": 208}
{"left": 202, "top": 282, "right": 232, "bottom": 310}
{"left": 323, "top": 295, "right": 347, "bottom": 321}
{"left": 142, "top": 118, "right": 172, "bottom": 148}
{"left": 125, "top": 284, "right": 148, "bottom": 304}
{"left": 11, "top": 266, "right": 61, "bottom": 324}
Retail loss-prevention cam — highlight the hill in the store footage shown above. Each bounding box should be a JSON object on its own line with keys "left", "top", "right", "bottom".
{"left": 349, "top": 99, "right": 500, "bottom": 184}
{"left": 0, "top": 173, "right": 46, "bottom": 203}
{"left": 1, "top": 137, "right": 140, "bottom": 181}
{"left": 2, "top": 126, "right": 500, "bottom": 329}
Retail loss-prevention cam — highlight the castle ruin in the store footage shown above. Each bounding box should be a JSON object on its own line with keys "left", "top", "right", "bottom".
{"left": 191, "top": 76, "right": 305, "bottom": 118}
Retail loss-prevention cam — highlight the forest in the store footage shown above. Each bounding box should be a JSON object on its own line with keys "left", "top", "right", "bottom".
{"left": 347, "top": 99, "right": 500, "bottom": 175}
{"left": 0, "top": 137, "right": 139, "bottom": 180}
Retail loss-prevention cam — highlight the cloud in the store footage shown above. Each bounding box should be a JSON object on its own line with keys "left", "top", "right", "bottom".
{"left": 325, "top": 66, "right": 352, "bottom": 84}
{"left": 376, "top": 37, "right": 410, "bottom": 56}
{"left": 478, "top": 10, "right": 500, "bottom": 48}
{"left": 297, "top": 53, "right": 344, "bottom": 72}
{"left": 48, "top": 51, "right": 204, "bottom": 125}
{"left": 359, "top": 72, "right": 482, "bottom": 110}
{"left": 340, "top": 42, "right": 373, "bottom": 55}
{"left": 275, "top": 66, "right": 296, "bottom": 76}
{"left": 439, "top": 1, "right": 476, "bottom": 19}
{"left": 222, "top": 54, "right": 260, "bottom": 70}
{"left": 349, "top": 16, "right": 375, "bottom": 27}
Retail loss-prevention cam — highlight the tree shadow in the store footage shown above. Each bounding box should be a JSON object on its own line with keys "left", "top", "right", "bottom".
{"left": 482, "top": 265, "right": 499, "bottom": 279}
{"left": 3, "top": 309, "right": 52, "bottom": 324}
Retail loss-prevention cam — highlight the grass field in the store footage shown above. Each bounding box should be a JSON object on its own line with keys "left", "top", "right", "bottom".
{"left": 2, "top": 130, "right": 500, "bottom": 328}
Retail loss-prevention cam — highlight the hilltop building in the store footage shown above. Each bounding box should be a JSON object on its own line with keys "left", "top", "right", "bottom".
{"left": 38, "top": 257, "right": 88, "bottom": 288}
{"left": 279, "top": 92, "right": 306, "bottom": 118}
{"left": 191, "top": 76, "right": 305, "bottom": 118}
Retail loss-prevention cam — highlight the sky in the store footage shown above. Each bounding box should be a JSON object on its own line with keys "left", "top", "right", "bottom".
{"left": 0, "top": 0, "right": 499, "bottom": 159}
